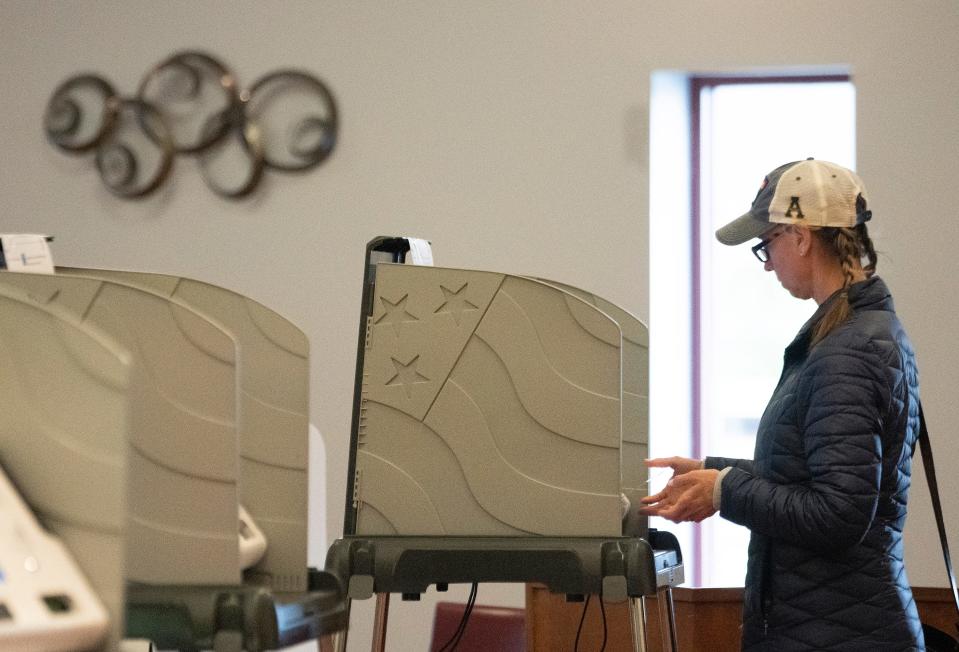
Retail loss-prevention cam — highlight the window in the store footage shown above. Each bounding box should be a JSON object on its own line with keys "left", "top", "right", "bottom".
{"left": 650, "top": 73, "right": 855, "bottom": 586}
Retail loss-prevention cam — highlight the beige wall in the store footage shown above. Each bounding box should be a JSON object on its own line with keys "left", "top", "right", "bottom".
{"left": 2, "top": 2, "right": 956, "bottom": 650}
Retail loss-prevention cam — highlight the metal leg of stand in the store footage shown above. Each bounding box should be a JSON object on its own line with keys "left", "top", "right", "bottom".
{"left": 371, "top": 593, "right": 391, "bottom": 652}
{"left": 656, "top": 586, "right": 679, "bottom": 652}
{"left": 333, "top": 598, "right": 351, "bottom": 652}
{"left": 629, "top": 596, "right": 649, "bottom": 652}
{"left": 319, "top": 634, "right": 336, "bottom": 652}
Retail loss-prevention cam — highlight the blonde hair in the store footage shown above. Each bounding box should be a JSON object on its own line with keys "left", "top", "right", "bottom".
{"left": 808, "top": 220, "right": 878, "bottom": 346}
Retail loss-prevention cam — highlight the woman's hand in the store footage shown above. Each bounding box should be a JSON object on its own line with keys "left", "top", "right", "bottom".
{"left": 639, "top": 469, "right": 720, "bottom": 523}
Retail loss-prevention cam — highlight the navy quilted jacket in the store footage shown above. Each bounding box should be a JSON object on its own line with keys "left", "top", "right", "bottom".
{"left": 705, "top": 276, "right": 924, "bottom": 651}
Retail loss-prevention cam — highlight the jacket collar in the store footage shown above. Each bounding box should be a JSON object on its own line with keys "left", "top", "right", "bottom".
{"left": 785, "top": 276, "right": 893, "bottom": 356}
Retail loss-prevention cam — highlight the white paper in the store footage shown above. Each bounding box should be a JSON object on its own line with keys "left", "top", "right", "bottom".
{"left": 0, "top": 234, "right": 55, "bottom": 274}
{"left": 406, "top": 237, "right": 433, "bottom": 266}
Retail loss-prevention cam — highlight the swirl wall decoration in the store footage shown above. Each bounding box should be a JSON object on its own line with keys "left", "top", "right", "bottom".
{"left": 43, "top": 51, "right": 338, "bottom": 199}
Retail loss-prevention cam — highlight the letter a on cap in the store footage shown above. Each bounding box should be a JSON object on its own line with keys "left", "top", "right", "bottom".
{"left": 785, "top": 196, "right": 804, "bottom": 219}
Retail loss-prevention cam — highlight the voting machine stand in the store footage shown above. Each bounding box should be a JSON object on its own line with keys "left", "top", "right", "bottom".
{"left": 324, "top": 237, "right": 684, "bottom": 651}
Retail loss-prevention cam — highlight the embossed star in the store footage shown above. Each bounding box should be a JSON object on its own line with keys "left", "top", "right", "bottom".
{"left": 385, "top": 355, "right": 430, "bottom": 398}
{"left": 434, "top": 283, "right": 479, "bottom": 326}
{"left": 374, "top": 294, "right": 418, "bottom": 337}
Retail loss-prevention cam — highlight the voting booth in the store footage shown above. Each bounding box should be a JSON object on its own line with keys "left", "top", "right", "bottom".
{"left": 325, "top": 237, "right": 683, "bottom": 652}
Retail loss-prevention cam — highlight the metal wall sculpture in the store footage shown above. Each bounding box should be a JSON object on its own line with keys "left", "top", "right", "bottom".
{"left": 43, "top": 51, "right": 338, "bottom": 199}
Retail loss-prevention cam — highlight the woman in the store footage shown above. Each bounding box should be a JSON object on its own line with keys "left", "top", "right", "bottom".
{"left": 640, "top": 159, "right": 925, "bottom": 650}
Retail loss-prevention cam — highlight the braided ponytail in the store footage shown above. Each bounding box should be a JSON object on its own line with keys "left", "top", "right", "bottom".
{"left": 809, "top": 221, "right": 877, "bottom": 347}
{"left": 857, "top": 222, "right": 878, "bottom": 277}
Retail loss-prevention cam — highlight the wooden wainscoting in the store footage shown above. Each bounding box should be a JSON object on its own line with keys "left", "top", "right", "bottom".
{"left": 526, "top": 584, "right": 954, "bottom": 651}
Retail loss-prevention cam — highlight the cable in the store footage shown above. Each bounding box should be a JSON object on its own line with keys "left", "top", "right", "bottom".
{"left": 437, "top": 582, "right": 478, "bottom": 652}
{"left": 452, "top": 583, "right": 478, "bottom": 651}
{"left": 445, "top": 583, "right": 478, "bottom": 652}
{"left": 598, "top": 591, "right": 608, "bottom": 652}
{"left": 573, "top": 594, "right": 591, "bottom": 652}
{"left": 572, "top": 592, "right": 609, "bottom": 652}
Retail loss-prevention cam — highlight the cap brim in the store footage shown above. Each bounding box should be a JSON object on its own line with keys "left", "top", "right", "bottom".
{"left": 715, "top": 212, "right": 773, "bottom": 246}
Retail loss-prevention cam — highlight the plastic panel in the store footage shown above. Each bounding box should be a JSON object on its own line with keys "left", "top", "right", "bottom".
{"left": 59, "top": 267, "right": 310, "bottom": 592}
{"left": 353, "top": 263, "right": 623, "bottom": 537}
{"left": 0, "top": 285, "right": 131, "bottom": 650}
{"left": 533, "top": 279, "right": 650, "bottom": 537}
{"left": 0, "top": 272, "right": 241, "bottom": 585}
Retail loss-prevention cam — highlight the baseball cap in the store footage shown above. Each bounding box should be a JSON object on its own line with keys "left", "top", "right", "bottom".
{"left": 715, "top": 158, "right": 872, "bottom": 246}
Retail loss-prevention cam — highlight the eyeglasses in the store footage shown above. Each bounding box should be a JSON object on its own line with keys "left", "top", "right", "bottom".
{"left": 751, "top": 230, "right": 784, "bottom": 263}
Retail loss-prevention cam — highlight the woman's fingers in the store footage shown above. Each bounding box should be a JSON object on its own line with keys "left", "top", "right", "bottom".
{"left": 640, "top": 488, "right": 667, "bottom": 504}
{"left": 644, "top": 457, "right": 674, "bottom": 468}
{"left": 637, "top": 470, "right": 719, "bottom": 523}
{"left": 638, "top": 503, "right": 665, "bottom": 516}
{"left": 645, "top": 456, "right": 702, "bottom": 476}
